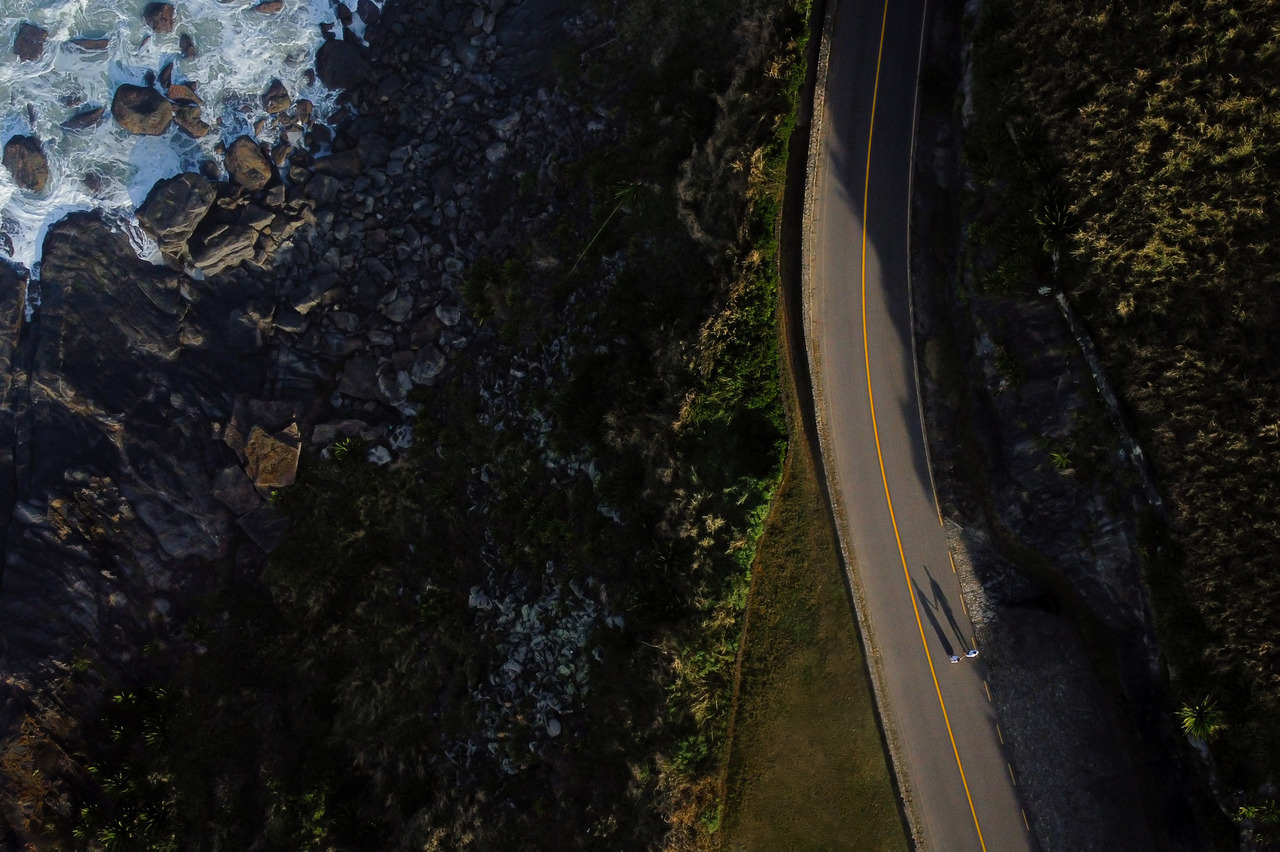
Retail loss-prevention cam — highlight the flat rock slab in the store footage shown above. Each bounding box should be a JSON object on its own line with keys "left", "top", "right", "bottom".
{"left": 244, "top": 424, "right": 300, "bottom": 490}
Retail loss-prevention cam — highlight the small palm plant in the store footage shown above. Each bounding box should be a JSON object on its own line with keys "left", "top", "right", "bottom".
{"left": 1178, "top": 696, "right": 1226, "bottom": 741}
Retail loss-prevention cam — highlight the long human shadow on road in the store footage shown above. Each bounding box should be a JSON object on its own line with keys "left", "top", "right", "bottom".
{"left": 925, "top": 564, "right": 969, "bottom": 651}
{"left": 911, "top": 575, "right": 954, "bottom": 657}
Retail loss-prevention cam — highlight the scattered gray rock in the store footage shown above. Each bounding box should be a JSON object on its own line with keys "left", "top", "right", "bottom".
{"left": 311, "top": 419, "right": 370, "bottom": 446}
{"left": 380, "top": 292, "right": 414, "bottom": 323}
{"left": 485, "top": 142, "right": 508, "bottom": 163}
{"left": 436, "top": 302, "right": 462, "bottom": 326}
{"left": 410, "top": 345, "right": 446, "bottom": 384}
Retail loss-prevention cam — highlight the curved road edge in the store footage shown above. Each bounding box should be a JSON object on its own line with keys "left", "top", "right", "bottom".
{"left": 796, "top": 0, "right": 928, "bottom": 846}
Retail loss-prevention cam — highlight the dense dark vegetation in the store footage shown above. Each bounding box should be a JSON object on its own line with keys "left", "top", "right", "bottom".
{"left": 966, "top": 0, "right": 1280, "bottom": 823}
{"left": 54, "top": 0, "right": 811, "bottom": 848}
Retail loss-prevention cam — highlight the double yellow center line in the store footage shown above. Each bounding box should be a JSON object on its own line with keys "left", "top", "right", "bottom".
{"left": 857, "top": 0, "right": 987, "bottom": 848}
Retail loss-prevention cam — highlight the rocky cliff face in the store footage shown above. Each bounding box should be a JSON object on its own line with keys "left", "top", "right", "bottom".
{"left": 0, "top": 213, "right": 288, "bottom": 687}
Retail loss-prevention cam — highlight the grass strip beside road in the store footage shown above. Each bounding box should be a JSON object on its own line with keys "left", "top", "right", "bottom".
{"left": 719, "top": 421, "right": 907, "bottom": 851}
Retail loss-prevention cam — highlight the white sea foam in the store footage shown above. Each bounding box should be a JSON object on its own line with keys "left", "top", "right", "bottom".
{"left": 0, "top": 0, "right": 369, "bottom": 274}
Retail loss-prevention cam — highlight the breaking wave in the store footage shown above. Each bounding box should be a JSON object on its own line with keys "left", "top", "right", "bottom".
{"left": 0, "top": 0, "right": 368, "bottom": 273}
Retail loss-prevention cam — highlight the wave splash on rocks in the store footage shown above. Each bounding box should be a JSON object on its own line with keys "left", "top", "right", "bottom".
{"left": 0, "top": 0, "right": 371, "bottom": 272}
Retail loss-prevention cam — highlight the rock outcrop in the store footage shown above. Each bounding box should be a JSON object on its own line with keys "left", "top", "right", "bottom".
{"left": 2, "top": 136, "right": 49, "bottom": 194}
{"left": 0, "top": 0, "right": 609, "bottom": 839}
{"left": 136, "top": 172, "right": 218, "bottom": 264}
{"left": 0, "top": 212, "right": 319, "bottom": 694}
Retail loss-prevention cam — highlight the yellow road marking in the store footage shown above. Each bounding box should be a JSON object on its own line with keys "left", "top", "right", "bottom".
{"left": 996, "top": 724, "right": 1004, "bottom": 745}
{"left": 1007, "top": 763, "right": 1017, "bottom": 785}
{"left": 984, "top": 680, "right": 992, "bottom": 702}
{"left": 947, "top": 549, "right": 958, "bottom": 574}
{"left": 858, "top": 2, "right": 987, "bottom": 848}
{"left": 1023, "top": 809, "right": 1030, "bottom": 831}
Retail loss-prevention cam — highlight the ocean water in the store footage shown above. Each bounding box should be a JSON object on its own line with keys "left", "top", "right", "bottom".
{"left": 0, "top": 0, "right": 367, "bottom": 274}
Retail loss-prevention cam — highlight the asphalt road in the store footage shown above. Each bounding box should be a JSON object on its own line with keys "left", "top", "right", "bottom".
{"left": 802, "top": 1, "right": 1035, "bottom": 849}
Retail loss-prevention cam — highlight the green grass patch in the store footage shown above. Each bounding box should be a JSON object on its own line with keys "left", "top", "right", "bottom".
{"left": 720, "top": 435, "right": 905, "bottom": 851}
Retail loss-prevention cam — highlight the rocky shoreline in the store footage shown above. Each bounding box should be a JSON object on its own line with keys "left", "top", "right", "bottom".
{"left": 0, "top": 0, "right": 604, "bottom": 816}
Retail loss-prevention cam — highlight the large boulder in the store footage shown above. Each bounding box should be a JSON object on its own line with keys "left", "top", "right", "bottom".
{"left": 142, "top": 3, "right": 176, "bottom": 33}
{"left": 315, "top": 38, "right": 371, "bottom": 90}
{"left": 2, "top": 136, "right": 49, "bottom": 194}
{"left": 111, "top": 85, "right": 173, "bottom": 135}
{"left": 137, "top": 172, "right": 217, "bottom": 260}
{"left": 223, "top": 136, "right": 273, "bottom": 190}
{"left": 262, "top": 79, "right": 291, "bottom": 114}
{"left": 13, "top": 23, "right": 47, "bottom": 62}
